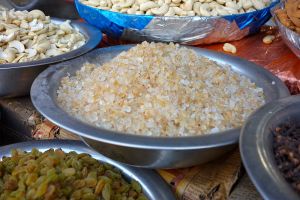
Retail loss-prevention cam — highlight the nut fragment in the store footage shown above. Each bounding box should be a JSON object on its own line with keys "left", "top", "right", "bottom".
{"left": 262, "top": 35, "right": 275, "bottom": 44}
{"left": 223, "top": 43, "right": 237, "bottom": 54}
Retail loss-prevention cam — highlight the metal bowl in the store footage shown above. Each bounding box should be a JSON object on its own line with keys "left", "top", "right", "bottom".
{"left": 0, "top": 139, "right": 175, "bottom": 200}
{"left": 0, "top": 18, "right": 102, "bottom": 98}
{"left": 271, "top": 3, "right": 300, "bottom": 58}
{"left": 6, "top": 0, "right": 79, "bottom": 19}
{"left": 31, "top": 45, "right": 290, "bottom": 169}
{"left": 75, "top": 0, "right": 278, "bottom": 45}
{"left": 240, "top": 95, "right": 300, "bottom": 200}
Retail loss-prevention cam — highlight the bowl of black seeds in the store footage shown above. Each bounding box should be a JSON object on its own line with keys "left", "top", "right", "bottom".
{"left": 240, "top": 95, "right": 300, "bottom": 200}
{"left": 273, "top": 123, "right": 300, "bottom": 193}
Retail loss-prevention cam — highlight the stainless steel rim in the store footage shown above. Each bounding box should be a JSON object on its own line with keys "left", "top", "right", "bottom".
{"left": 0, "top": 139, "right": 175, "bottom": 200}
{"left": 0, "top": 18, "right": 102, "bottom": 69}
{"left": 240, "top": 95, "right": 300, "bottom": 200}
{"left": 31, "top": 44, "right": 290, "bottom": 150}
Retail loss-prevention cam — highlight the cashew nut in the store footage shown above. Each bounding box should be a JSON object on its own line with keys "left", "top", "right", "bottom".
{"left": 8, "top": 40, "right": 25, "bottom": 53}
{"left": 165, "top": 7, "right": 176, "bottom": 16}
{"left": 140, "top": 2, "right": 159, "bottom": 11}
{"left": 199, "top": 3, "right": 213, "bottom": 16}
{"left": 0, "top": 48, "right": 17, "bottom": 62}
{"left": 216, "top": 6, "right": 229, "bottom": 15}
{"left": 262, "top": 35, "right": 275, "bottom": 44}
{"left": 216, "top": 0, "right": 226, "bottom": 5}
{"left": 241, "top": 0, "right": 253, "bottom": 10}
{"left": 182, "top": 0, "right": 194, "bottom": 11}
{"left": 119, "top": 0, "right": 135, "bottom": 8}
{"left": 0, "top": 32, "right": 15, "bottom": 43}
{"left": 173, "top": 7, "right": 187, "bottom": 16}
{"left": 223, "top": 43, "right": 237, "bottom": 54}
{"left": 251, "top": 0, "right": 265, "bottom": 10}
{"left": 25, "top": 48, "right": 37, "bottom": 58}
{"left": 187, "top": 10, "right": 196, "bottom": 16}
{"left": 151, "top": 4, "right": 169, "bottom": 15}
{"left": 127, "top": 8, "right": 138, "bottom": 14}
{"left": 172, "top": 0, "right": 182, "bottom": 4}
{"left": 193, "top": 2, "right": 201, "bottom": 15}
{"left": 28, "top": 10, "right": 46, "bottom": 20}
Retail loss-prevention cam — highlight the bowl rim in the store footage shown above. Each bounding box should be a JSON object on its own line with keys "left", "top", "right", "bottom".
{"left": 30, "top": 44, "right": 290, "bottom": 150}
{"left": 0, "top": 17, "right": 102, "bottom": 69}
{"left": 75, "top": 0, "right": 279, "bottom": 19}
{"left": 240, "top": 95, "right": 300, "bottom": 200}
{"left": 0, "top": 139, "right": 176, "bottom": 200}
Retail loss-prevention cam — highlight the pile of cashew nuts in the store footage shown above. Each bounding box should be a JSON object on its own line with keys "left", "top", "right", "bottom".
{"left": 80, "top": 0, "right": 271, "bottom": 16}
{"left": 0, "top": 9, "right": 86, "bottom": 64}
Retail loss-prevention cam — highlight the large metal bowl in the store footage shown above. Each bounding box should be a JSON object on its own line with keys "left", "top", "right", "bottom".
{"left": 0, "top": 139, "right": 175, "bottom": 200}
{"left": 240, "top": 95, "right": 300, "bottom": 200}
{"left": 31, "top": 45, "right": 290, "bottom": 169}
{"left": 75, "top": 0, "right": 278, "bottom": 45}
{"left": 0, "top": 18, "right": 102, "bottom": 98}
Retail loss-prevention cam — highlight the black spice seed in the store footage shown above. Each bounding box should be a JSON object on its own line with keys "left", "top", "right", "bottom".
{"left": 273, "top": 123, "right": 300, "bottom": 193}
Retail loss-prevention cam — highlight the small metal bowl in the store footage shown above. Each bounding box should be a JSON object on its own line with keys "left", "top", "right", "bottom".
{"left": 6, "top": 0, "right": 79, "bottom": 19}
{"left": 271, "top": 3, "right": 300, "bottom": 58}
{"left": 0, "top": 18, "right": 102, "bottom": 98}
{"left": 0, "top": 139, "right": 175, "bottom": 200}
{"left": 240, "top": 95, "right": 300, "bottom": 200}
{"left": 31, "top": 45, "right": 290, "bottom": 169}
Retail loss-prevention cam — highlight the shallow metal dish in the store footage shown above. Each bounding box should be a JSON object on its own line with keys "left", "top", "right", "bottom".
{"left": 0, "top": 18, "right": 102, "bottom": 98}
{"left": 31, "top": 45, "right": 290, "bottom": 169}
{"left": 240, "top": 95, "right": 300, "bottom": 200}
{"left": 271, "top": 3, "right": 300, "bottom": 58}
{"left": 0, "top": 139, "right": 175, "bottom": 200}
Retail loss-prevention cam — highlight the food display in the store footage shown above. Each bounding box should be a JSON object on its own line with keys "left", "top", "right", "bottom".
{"left": 57, "top": 42, "right": 265, "bottom": 137}
{"left": 0, "top": 9, "right": 86, "bottom": 64}
{"left": 273, "top": 124, "right": 300, "bottom": 193}
{"left": 80, "top": 0, "right": 271, "bottom": 16}
{"left": 0, "top": 148, "right": 147, "bottom": 200}
{"left": 274, "top": 0, "right": 300, "bottom": 34}
{"left": 1, "top": 0, "right": 300, "bottom": 198}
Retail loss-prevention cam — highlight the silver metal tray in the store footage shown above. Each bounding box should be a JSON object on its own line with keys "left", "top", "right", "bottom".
{"left": 0, "top": 18, "right": 102, "bottom": 98}
{"left": 240, "top": 95, "right": 300, "bottom": 200}
{"left": 31, "top": 45, "right": 290, "bottom": 169}
{"left": 0, "top": 139, "right": 175, "bottom": 200}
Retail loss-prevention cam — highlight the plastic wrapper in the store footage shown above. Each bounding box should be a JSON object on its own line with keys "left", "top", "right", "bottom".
{"left": 75, "top": 0, "right": 279, "bottom": 45}
{"left": 271, "top": 3, "right": 300, "bottom": 58}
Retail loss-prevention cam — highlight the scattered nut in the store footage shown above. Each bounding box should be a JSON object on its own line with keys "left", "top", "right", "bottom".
{"left": 262, "top": 35, "right": 275, "bottom": 44}
{"left": 223, "top": 42, "right": 237, "bottom": 54}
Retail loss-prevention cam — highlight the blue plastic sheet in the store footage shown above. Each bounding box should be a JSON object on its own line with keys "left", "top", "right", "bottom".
{"left": 75, "top": 0, "right": 279, "bottom": 44}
